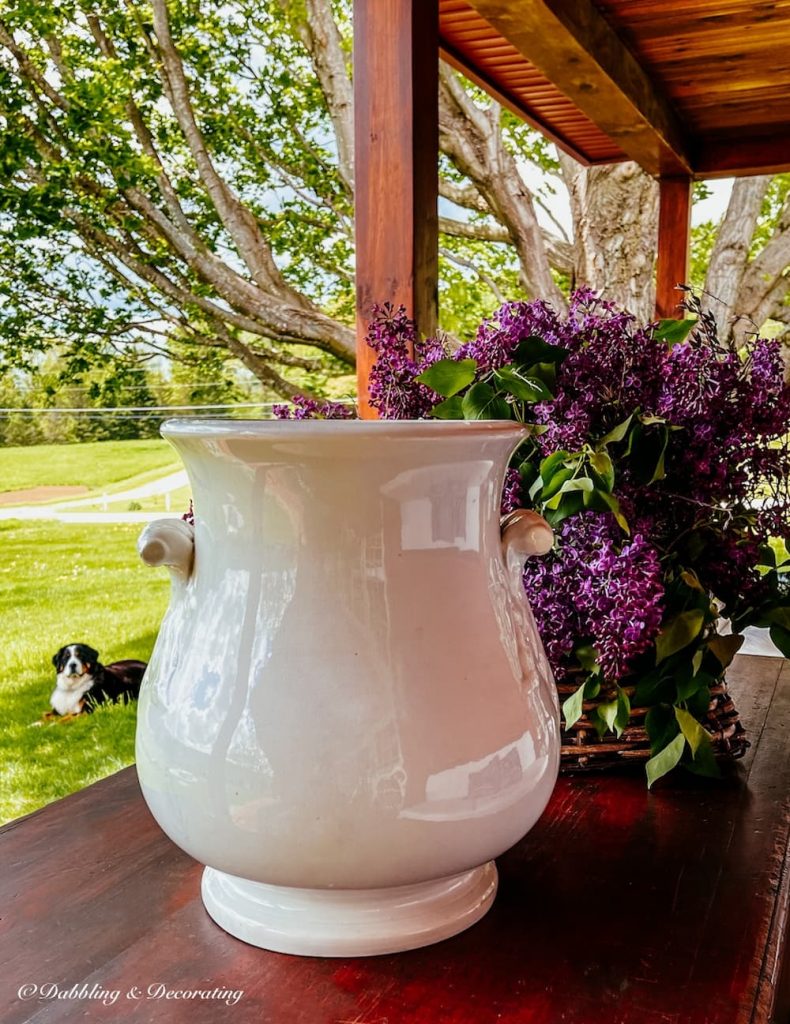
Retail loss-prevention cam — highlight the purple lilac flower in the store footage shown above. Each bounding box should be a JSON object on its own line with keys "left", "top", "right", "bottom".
{"left": 501, "top": 468, "right": 523, "bottom": 515}
{"left": 365, "top": 288, "right": 790, "bottom": 668}
{"left": 366, "top": 304, "right": 446, "bottom": 418}
{"left": 533, "top": 308, "right": 668, "bottom": 455}
{"left": 272, "top": 395, "right": 356, "bottom": 420}
{"left": 457, "top": 298, "right": 576, "bottom": 372}
{"left": 522, "top": 512, "right": 664, "bottom": 683}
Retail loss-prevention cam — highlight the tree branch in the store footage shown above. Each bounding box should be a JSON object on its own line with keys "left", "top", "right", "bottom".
{"left": 439, "top": 215, "right": 572, "bottom": 274}
{"left": 439, "top": 215, "right": 509, "bottom": 243}
{"left": 280, "top": 0, "right": 354, "bottom": 193}
{"left": 440, "top": 246, "right": 505, "bottom": 303}
{"left": 438, "top": 65, "right": 565, "bottom": 307}
{"left": 439, "top": 177, "right": 490, "bottom": 213}
{"left": 0, "top": 20, "right": 69, "bottom": 111}
{"left": 149, "top": 0, "right": 291, "bottom": 297}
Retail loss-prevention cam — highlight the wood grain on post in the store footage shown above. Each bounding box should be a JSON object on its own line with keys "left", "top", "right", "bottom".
{"left": 655, "top": 176, "right": 692, "bottom": 319}
{"left": 353, "top": 0, "right": 439, "bottom": 417}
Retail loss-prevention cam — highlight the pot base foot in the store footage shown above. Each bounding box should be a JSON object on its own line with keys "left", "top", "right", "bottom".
{"left": 201, "top": 862, "right": 498, "bottom": 957}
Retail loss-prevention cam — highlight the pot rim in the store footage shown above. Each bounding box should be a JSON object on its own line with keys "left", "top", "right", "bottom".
{"left": 161, "top": 417, "right": 529, "bottom": 440}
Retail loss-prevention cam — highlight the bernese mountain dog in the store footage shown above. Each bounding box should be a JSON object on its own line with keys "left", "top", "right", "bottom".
{"left": 50, "top": 644, "right": 147, "bottom": 717}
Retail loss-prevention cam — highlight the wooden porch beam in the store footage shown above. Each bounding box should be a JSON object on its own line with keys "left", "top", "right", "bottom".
{"left": 439, "top": 41, "right": 594, "bottom": 168}
{"left": 353, "top": 0, "right": 439, "bottom": 417}
{"left": 465, "top": 0, "right": 692, "bottom": 178}
{"left": 655, "top": 176, "right": 692, "bottom": 320}
{"left": 693, "top": 135, "right": 790, "bottom": 179}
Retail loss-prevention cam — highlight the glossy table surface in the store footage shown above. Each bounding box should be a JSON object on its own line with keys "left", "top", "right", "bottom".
{"left": 1, "top": 655, "right": 789, "bottom": 1024}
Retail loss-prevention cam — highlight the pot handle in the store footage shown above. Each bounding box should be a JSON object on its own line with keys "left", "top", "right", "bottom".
{"left": 138, "top": 519, "right": 194, "bottom": 579}
{"left": 500, "top": 509, "right": 553, "bottom": 561}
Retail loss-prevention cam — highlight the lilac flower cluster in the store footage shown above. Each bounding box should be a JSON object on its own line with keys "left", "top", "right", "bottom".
{"left": 501, "top": 468, "right": 524, "bottom": 515}
{"left": 359, "top": 289, "right": 790, "bottom": 685}
{"left": 522, "top": 512, "right": 664, "bottom": 680}
{"left": 458, "top": 297, "right": 579, "bottom": 372}
{"left": 365, "top": 303, "right": 445, "bottom": 418}
{"left": 531, "top": 292, "right": 669, "bottom": 453}
{"left": 272, "top": 395, "right": 356, "bottom": 420}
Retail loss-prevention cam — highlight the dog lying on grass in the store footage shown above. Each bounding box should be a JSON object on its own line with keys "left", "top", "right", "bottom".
{"left": 47, "top": 644, "right": 147, "bottom": 720}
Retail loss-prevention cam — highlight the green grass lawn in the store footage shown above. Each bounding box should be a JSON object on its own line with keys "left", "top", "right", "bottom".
{"left": 0, "top": 520, "right": 169, "bottom": 824}
{"left": 0, "top": 438, "right": 179, "bottom": 495}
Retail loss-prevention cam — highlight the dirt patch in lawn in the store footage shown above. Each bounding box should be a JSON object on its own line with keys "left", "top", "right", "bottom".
{"left": 0, "top": 485, "right": 89, "bottom": 506}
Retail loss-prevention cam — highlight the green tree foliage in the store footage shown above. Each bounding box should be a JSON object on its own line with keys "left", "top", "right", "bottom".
{"left": 0, "top": 0, "right": 786, "bottom": 406}
{"left": 0, "top": 352, "right": 164, "bottom": 444}
{"left": 0, "top": 0, "right": 355, "bottom": 397}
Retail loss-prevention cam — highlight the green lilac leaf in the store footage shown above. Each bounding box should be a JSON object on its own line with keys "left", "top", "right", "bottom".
{"left": 589, "top": 707, "right": 609, "bottom": 738}
{"left": 586, "top": 677, "right": 602, "bottom": 699}
{"left": 561, "top": 477, "right": 595, "bottom": 492}
{"left": 596, "top": 490, "right": 630, "bottom": 534}
{"left": 707, "top": 633, "right": 745, "bottom": 668}
{"left": 544, "top": 490, "right": 586, "bottom": 526}
{"left": 654, "top": 318, "right": 697, "bottom": 345}
{"left": 588, "top": 450, "right": 615, "bottom": 492}
{"left": 493, "top": 365, "right": 551, "bottom": 402}
{"left": 416, "top": 358, "right": 477, "bottom": 397}
{"left": 461, "top": 382, "right": 511, "bottom": 420}
{"left": 615, "top": 687, "right": 631, "bottom": 735}
{"left": 655, "top": 610, "right": 705, "bottom": 664}
{"left": 513, "top": 335, "right": 569, "bottom": 366}
{"left": 590, "top": 452, "right": 614, "bottom": 491}
{"left": 544, "top": 476, "right": 593, "bottom": 510}
{"left": 762, "top": 607, "right": 790, "bottom": 630}
{"left": 686, "top": 684, "right": 712, "bottom": 720}
{"left": 680, "top": 569, "right": 705, "bottom": 592}
{"left": 630, "top": 424, "right": 669, "bottom": 484}
{"left": 518, "top": 460, "right": 539, "bottom": 492}
{"left": 539, "top": 450, "right": 569, "bottom": 483}
{"left": 646, "top": 732, "right": 686, "bottom": 788}
{"left": 645, "top": 705, "right": 680, "bottom": 753}
{"left": 598, "top": 697, "right": 619, "bottom": 734}
{"left": 540, "top": 466, "right": 575, "bottom": 501}
{"left": 575, "top": 644, "right": 599, "bottom": 672}
{"left": 528, "top": 474, "right": 546, "bottom": 501}
{"left": 562, "top": 682, "right": 587, "bottom": 730}
{"left": 674, "top": 707, "right": 708, "bottom": 757}
{"left": 430, "top": 395, "right": 464, "bottom": 419}
{"left": 597, "top": 414, "right": 633, "bottom": 446}
{"left": 684, "top": 732, "right": 721, "bottom": 778}
{"left": 528, "top": 361, "right": 558, "bottom": 390}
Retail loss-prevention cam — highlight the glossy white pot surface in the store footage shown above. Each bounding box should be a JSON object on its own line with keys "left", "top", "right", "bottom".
{"left": 136, "top": 419, "right": 559, "bottom": 943}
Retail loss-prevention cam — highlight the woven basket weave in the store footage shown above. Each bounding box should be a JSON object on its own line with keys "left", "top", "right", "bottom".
{"left": 558, "top": 676, "right": 749, "bottom": 771}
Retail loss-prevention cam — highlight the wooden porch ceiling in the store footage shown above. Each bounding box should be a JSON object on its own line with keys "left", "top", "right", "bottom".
{"left": 439, "top": 0, "right": 790, "bottom": 179}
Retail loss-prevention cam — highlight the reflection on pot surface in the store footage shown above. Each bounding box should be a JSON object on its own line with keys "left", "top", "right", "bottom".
{"left": 136, "top": 419, "right": 560, "bottom": 957}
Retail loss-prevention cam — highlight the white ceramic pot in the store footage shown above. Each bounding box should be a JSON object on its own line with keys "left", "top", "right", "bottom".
{"left": 136, "top": 418, "right": 560, "bottom": 957}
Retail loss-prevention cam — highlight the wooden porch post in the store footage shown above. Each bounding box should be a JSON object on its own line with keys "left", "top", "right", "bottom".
{"left": 353, "top": 0, "right": 439, "bottom": 417}
{"left": 655, "top": 176, "right": 692, "bottom": 319}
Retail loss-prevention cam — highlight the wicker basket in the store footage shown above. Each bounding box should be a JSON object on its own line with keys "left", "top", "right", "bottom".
{"left": 558, "top": 676, "right": 749, "bottom": 771}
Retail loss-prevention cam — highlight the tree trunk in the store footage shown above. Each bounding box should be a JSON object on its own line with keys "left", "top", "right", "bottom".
{"left": 703, "top": 176, "right": 771, "bottom": 338}
{"left": 560, "top": 155, "right": 658, "bottom": 321}
{"left": 735, "top": 191, "right": 790, "bottom": 336}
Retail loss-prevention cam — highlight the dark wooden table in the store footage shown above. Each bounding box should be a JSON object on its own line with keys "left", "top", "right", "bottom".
{"left": 2, "top": 655, "right": 789, "bottom": 1024}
